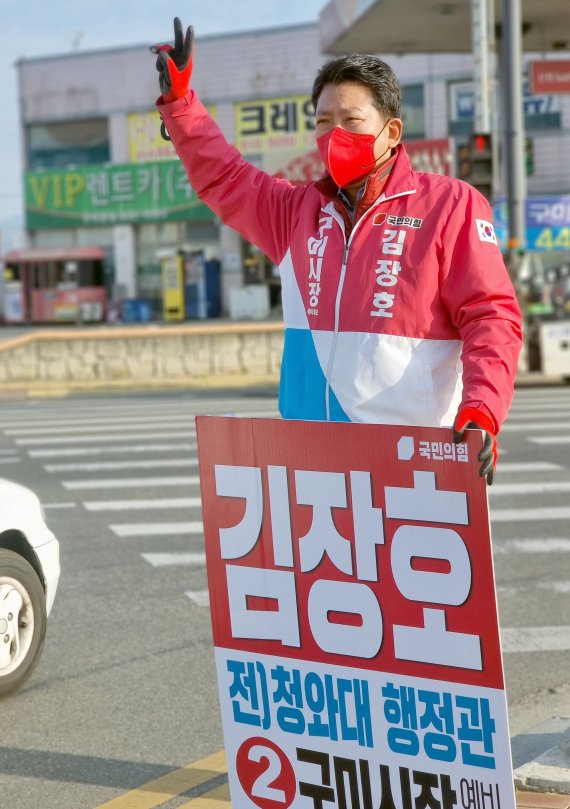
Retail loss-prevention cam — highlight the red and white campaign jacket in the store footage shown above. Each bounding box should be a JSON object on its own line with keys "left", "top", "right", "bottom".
{"left": 159, "top": 92, "right": 522, "bottom": 430}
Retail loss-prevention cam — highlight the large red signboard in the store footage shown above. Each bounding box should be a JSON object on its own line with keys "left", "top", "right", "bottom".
{"left": 196, "top": 417, "right": 514, "bottom": 809}
{"left": 530, "top": 60, "right": 570, "bottom": 95}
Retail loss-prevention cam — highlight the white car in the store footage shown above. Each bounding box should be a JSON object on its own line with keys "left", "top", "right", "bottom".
{"left": 0, "top": 478, "right": 60, "bottom": 697}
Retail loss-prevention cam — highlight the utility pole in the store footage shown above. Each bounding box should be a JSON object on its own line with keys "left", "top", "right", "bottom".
{"left": 469, "top": 0, "right": 498, "bottom": 201}
{"left": 500, "top": 0, "right": 527, "bottom": 262}
{"left": 471, "top": 0, "right": 492, "bottom": 134}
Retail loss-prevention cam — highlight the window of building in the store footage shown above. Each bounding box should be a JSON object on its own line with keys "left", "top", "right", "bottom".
{"left": 27, "top": 118, "right": 110, "bottom": 170}
{"left": 402, "top": 85, "right": 425, "bottom": 139}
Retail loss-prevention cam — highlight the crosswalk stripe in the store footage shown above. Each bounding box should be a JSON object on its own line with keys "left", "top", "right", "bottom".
{"left": 1, "top": 413, "right": 200, "bottom": 430}
{"left": 529, "top": 436, "right": 570, "bottom": 445}
{"left": 494, "top": 538, "right": 570, "bottom": 554}
{"left": 492, "top": 506, "right": 570, "bottom": 522}
{"left": 16, "top": 430, "right": 197, "bottom": 445}
{"left": 490, "top": 481, "right": 570, "bottom": 495}
{"left": 185, "top": 590, "right": 211, "bottom": 608}
{"left": 506, "top": 411, "right": 569, "bottom": 420}
{"left": 111, "top": 522, "right": 203, "bottom": 537}
{"left": 28, "top": 442, "right": 197, "bottom": 458}
{"left": 63, "top": 476, "right": 200, "bottom": 490}
{"left": 501, "top": 626, "right": 570, "bottom": 654}
{"left": 85, "top": 498, "right": 202, "bottom": 511}
{"left": 501, "top": 421, "right": 570, "bottom": 432}
{"left": 5, "top": 419, "right": 198, "bottom": 436}
{"left": 45, "top": 458, "right": 199, "bottom": 472}
{"left": 494, "top": 461, "right": 563, "bottom": 472}
{"left": 0, "top": 399, "right": 275, "bottom": 417}
{"left": 538, "top": 580, "right": 570, "bottom": 594}
{"left": 142, "top": 552, "right": 206, "bottom": 567}
{"left": 510, "top": 402, "right": 570, "bottom": 411}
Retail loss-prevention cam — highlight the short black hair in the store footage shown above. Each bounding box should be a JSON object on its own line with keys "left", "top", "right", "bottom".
{"left": 312, "top": 54, "right": 402, "bottom": 120}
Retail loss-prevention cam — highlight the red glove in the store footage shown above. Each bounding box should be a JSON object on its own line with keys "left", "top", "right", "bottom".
{"left": 151, "top": 17, "right": 194, "bottom": 103}
{"left": 452, "top": 405, "right": 498, "bottom": 485}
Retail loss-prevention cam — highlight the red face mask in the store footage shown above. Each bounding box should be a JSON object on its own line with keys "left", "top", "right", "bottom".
{"left": 317, "top": 123, "right": 390, "bottom": 188}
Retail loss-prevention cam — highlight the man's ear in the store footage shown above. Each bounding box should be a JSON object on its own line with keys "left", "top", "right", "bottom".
{"left": 388, "top": 118, "right": 403, "bottom": 148}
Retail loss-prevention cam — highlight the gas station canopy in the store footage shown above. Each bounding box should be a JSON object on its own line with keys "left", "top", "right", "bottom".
{"left": 320, "top": 0, "right": 570, "bottom": 54}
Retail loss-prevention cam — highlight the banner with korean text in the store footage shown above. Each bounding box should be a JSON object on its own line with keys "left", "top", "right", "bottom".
{"left": 196, "top": 417, "right": 515, "bottom": 809}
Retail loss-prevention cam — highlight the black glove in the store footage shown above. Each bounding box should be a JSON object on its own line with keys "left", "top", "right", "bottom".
{"left": 452, "top": 405, "right": 498, "bottom": 486}
{"left": 150, "top": 17, "right": 194, "bottom": 102}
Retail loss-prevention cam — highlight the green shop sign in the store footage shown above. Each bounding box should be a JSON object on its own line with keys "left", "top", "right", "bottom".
{"left": 25, "top": 160, "right": 215, "bottom": 229}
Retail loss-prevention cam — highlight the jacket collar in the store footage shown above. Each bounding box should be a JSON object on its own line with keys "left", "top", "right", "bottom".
{"left": 316, "top": 143, "right": 416, "bottom": 208}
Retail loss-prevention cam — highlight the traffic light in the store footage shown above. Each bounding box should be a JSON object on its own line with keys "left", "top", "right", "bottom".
{"left": 467, "top": 132, "right": 494, "bottom": 201}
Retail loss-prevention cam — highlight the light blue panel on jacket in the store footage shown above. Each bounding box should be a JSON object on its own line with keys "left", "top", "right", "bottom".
{"left": 278, "top": 328, "right": 349, "bottom": 422}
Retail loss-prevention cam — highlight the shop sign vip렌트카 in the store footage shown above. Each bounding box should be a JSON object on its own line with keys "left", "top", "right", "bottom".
{"left": 25, "top": 160, "right": 215, "bottom": 229}
{"left": 196, "top": 417, "right": 515, "bottom": 809}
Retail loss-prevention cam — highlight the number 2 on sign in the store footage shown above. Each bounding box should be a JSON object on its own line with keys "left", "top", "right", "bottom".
{"left": 236, "top": 737, "right": 297, "bottom": 808}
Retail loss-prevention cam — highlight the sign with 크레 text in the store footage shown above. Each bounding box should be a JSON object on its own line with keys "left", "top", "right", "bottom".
{"left": 196, "top": 417, "right": 515, "bottom": 809}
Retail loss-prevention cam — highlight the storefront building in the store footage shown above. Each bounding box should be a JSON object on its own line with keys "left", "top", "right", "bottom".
{"left": 12, "top": 21, "right": 570, "bottom": 323}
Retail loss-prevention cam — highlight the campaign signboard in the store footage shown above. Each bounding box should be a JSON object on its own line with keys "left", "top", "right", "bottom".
{"left": 196, "top": 417, "right": 515, "bottom": 809}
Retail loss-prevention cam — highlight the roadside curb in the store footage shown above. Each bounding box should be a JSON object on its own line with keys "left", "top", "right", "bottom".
{"left": 515, "top": 741, "right": 570, "bottom": 796}
{"left": 513, "top": 719, "right": 570, "bottom": 798}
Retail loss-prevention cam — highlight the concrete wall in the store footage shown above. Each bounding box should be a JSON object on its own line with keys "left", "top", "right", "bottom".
{"left": 0, "top": 323, "right": 284, "bottom": 395}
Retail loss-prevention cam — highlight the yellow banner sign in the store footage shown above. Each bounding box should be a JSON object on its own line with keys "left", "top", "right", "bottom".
{"left": 235, "top": 95, "right": 315, "bottom": 154}
{"left": 128, "top": 107, "right": 217, "bottom": 162}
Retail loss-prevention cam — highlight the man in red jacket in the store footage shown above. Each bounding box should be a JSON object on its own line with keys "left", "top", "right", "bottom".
{"left": 152, "top": 19, "right": 523, "bottom": 485}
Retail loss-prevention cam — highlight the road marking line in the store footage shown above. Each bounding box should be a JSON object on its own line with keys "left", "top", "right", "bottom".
{"left": 506, "top": 411, "right": 570, "bottom": 420}
{"left": 510, "top": 402, "right": 570, "bottom": 411}
{"left": 492, "top": 506, "right": 570, "bottom": 522}
{"left": 501, "top": 421, "right": 570, "bottom": 432}
{"left": 16, "top": 431, "right": 197, "bottom": 446}
{"left": 111, "top": 522, "right": 203, "bottom": 537}
{"left": 501, "top": 626, "right": 570, "bottom": 654}
{"left": 93, "top": 750, "right": 227, "bottom": 809}
{"left": 6, "top": 420, "right": 198, "bottom": 437}
{"left": 0, "top": 457, "right": 20, "bottom": 464}
{"left": 494, "top": 538, "right": 570, "bottom": 554}
{"left": 538, "top": 580, "right": 570, "bottom": 594}
{"left": 497, "top": 462, "right": 563, "bottom": 472}
{"left": 28, "top": 442, "right": 197, "bottom": 458}
{"left": 142, "top": 552, "right": 206, "bottom": 567}
{"left": 43, "top": 502, "right": 77, "bottom": 510}
{"left": 529, "top": 436, "right": 570, "bottom": 445}
{"left": 0, "top": 449, "right": 19, "bottom": 455}
{"left": 63, "top": 476, "right": 200, "bottom": 490}
{"left": 85, "top": 498, "right": 202, "bottom": 511}
{"left": 490, "top": 481, "right": 570, "bottom": 495}
{"left": 185, "top": 590, "right": 211, "bottom": 607}
{"left": 45, "top": 458, "right": 199, "bottom": 472}
{"left": 1, "top": 412, "right": 198, "bottom": 429}
{"left": 177, "top": 782, "right": 230, "bottom": 808}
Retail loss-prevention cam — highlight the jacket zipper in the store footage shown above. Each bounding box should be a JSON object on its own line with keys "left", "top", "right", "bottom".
{"left": 322, "top": 188, "right": 416, "bottom": 420}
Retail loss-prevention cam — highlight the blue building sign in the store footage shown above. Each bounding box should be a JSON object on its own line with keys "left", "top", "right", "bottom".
{"left": 493, "top": 197, "right": 570, "bottom": 252}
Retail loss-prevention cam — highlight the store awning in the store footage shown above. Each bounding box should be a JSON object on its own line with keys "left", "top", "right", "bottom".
{"left": 4, "top": 246, "right": 106, "bottom": 263}
{"left": 320, "top": 0, "right": 570, "bottom": 54}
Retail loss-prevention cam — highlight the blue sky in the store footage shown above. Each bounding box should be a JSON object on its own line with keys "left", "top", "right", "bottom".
{"left": 0, "top": 0, "right": 327, "bottom": 247}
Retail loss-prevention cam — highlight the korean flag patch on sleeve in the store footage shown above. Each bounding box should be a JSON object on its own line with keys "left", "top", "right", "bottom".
{"left": 476, "top": 218, "right": 498, "bottom": 245}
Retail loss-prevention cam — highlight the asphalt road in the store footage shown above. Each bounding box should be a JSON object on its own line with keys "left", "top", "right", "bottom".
{"left": 0, "top": 385, "right": 569, "bottom": 808}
